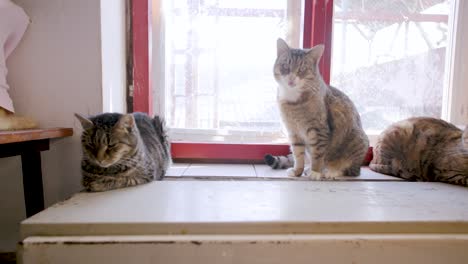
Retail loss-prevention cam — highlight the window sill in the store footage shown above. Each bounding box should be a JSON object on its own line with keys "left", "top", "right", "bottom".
{"left": 166, "top": 163, "right": 401, "bottom": 181}
{"left": 21, "top": 178, "right": 468, "bottom": 238}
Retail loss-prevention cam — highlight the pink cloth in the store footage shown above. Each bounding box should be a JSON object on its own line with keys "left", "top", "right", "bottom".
{"left": 0, "top": 0, "right": 29, "bottom": 113}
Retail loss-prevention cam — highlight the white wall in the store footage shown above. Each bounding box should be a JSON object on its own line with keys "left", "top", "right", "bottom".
{"left": 0, "top": 0, "right": 103, "bottom": 252}
{"left": 101, "top": 0, "right": 126, "bottom": 113}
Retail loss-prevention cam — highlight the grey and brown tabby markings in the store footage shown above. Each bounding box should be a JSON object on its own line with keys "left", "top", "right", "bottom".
{"left": 267, "top": 38, "right": 369, "bottom": 179}
{"left": 370, "top": 117, "right": 468, "bottom": 186}
{"left": 264, "top": 153, "right": 294, "bottom": 169}
{"left": 75, "top": 112, "right": 171, "bottom": 192}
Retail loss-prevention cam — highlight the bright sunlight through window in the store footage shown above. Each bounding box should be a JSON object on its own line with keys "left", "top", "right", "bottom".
{"left": 157, "top": 0, "right": 303, "bottom": 143}
{"left": 330, "top": 0, "right": 451, "bottom": 133}
{"left": 155, "top": 0, "right": 453, "bottom": 143}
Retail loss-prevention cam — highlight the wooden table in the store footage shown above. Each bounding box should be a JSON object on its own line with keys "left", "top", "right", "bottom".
{"left": 0, "top": 128, "right": 73, "bottom": 217}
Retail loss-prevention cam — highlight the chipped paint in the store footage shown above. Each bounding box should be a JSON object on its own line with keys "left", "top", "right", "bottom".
{"left": 19, "top": 234, "right": 468, "bottom": 264}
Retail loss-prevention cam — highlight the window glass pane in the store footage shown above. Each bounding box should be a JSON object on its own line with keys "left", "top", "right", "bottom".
{"left": 161, "top": 0, "right": 303, "bottom": 142}
{"left": 330, "top": 0, "right": 451, "bottom": 132}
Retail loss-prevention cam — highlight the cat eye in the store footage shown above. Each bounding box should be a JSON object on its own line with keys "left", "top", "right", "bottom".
{"left": 298, "top": 65, "right": 308, "bottom": 74}
{"left": 280, "top": 63, "right": 290, "bottom": 74}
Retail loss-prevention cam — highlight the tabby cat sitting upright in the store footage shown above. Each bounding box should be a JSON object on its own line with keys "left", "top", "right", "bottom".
{"left": 266, "top": 38, "right": 368, "bottom": 179}
{"left": 75, "top": 112, "right": 171, "bottom": 192}
{"left": 370, "top": 117, "right": 468, "bottom": 186}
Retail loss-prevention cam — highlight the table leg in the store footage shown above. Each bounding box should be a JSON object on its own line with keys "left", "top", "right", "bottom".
{"left": 21, "top": 151, "right": 45, "bottom": 217}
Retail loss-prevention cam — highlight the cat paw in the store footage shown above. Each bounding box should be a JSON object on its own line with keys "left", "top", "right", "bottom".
{"left": 287, "top": 168, "right": 303, "bottom": 177}
{"left": 305, "top": 169, "right": 322, "bottom": 180}
{"left": 323, "top": 170, "right": 342, "bottom": 180}
{"left": 86, "top": 182, "right": 108, "bottom": 192}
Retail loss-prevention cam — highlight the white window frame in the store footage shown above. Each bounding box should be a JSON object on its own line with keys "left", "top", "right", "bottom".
{"left": 442, "top": 0, "right": 468, "bottom": 126}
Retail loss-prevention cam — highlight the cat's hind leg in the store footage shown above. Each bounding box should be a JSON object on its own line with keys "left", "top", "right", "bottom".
{"left": 304, "top": 169, "right": 324, "bottom": 180}
{"left": 372, "top": 161, "right": 421, "bottom": 181}
{"left": 437, "top": 172, "right": 468, "bottom": 187}
{"left": 322, "top": 159, "right": 351, "bottom": 179}
{"left": 323, "top": 162, "right": 361, "bottom": 179}
{"left": 455, "top": 175, "right": 468, "bottom": 187}
{"left": 322, "top": 168, "right": 342, "bottom": 179}
{"left": 343, "top": 163, "right": 361, "bottom": 176}
{"left": 369, "top": 163, "right": 394, "bottom": 175}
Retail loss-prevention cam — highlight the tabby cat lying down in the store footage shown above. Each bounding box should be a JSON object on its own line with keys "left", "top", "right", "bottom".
{"left": 75, "top": 112, "right": 171, "bottom": 192}
{"left": 370, "top": 117, "right": 468, "bottom": 186}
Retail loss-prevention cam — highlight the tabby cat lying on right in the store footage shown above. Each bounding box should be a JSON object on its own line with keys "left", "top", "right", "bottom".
{"left": 370, "top": 117, "right": 468, "bottom": 186}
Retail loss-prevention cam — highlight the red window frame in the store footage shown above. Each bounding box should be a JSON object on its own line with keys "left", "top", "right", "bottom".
{"left": 131, "top": 0, "right": 372, "bottom": 163}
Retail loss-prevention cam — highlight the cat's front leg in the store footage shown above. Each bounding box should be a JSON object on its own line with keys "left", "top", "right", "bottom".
{"left": 304, "top": 128, "right": 328, "bottom": 179}
{"left": 85, "top": 176, "right": 119, "bottom": 192}
{"left": 287, "top": 143, "right": 306, "bottom": 177}
{"left": 85, "top": 175, "right": 152, "bottom": 192}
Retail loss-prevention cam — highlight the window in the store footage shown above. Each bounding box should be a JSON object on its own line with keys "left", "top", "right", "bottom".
{"left": 330, "top": 0, "right": 452, "bottom": 133}
{"left": 156, "top": 0, "right": 303, "bottom": 145}
{"left": 132, "top": 0, "right": 467, "bottom": 162}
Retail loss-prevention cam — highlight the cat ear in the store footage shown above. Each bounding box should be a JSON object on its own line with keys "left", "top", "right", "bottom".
{"left": 277, "top": 38, "right": 290, "bottom": 57}
{"left": 306, "top": 44, "right": 325, "bottom": 63}
{"left": 75, "top": 113, "right": 93, "bottom": 130}
{"left": 115, "top": 114, "right": 135, "bottom": 133}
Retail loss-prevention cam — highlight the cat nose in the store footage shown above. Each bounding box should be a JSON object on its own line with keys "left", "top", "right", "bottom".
{"left": 97, "top": 147, "right": 106, "bottom": 159}
{"left": 95, "top": 147, "right": 109, "bottom": 166}
{"left": 288, "top": 80, "right": 295, "bottom": 86}
{"left": 96, "top": 158, "right": 110, "bottom": 167}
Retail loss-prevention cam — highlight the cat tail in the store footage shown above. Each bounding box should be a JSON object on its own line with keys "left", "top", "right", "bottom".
{"left": 264, "top": 154, "right": 294, "bottom": 169}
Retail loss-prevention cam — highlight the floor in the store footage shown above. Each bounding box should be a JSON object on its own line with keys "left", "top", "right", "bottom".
{"left": 166, "top": 163, "right": 402, "bottom": 181}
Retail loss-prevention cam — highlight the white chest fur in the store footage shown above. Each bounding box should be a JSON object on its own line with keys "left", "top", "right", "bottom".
{"left": 277, "top": 85, "right": 302, "bottom": 103}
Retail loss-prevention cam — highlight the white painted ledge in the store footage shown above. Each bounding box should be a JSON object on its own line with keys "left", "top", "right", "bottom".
{"left": 19, "top": 180, "right": 468, "bottom": 263}
{"left": 19, "top": 234, "right": 468, "bottom": 264}
{"left": 21, "top": 181, "right": 468, "bottom": 239}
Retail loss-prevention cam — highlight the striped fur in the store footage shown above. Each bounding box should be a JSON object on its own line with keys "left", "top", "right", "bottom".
{"left": 76, "top": 112, "right": 171, "bottom": 192}
{"left": 370, "top": 117, "right": 468, "bottom": 187}
{"left": 269, "top": 39, "right": 369, "bottom": 179}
